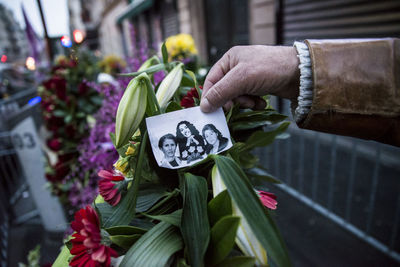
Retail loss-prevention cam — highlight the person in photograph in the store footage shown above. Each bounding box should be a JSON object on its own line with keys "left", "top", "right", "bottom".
{"left": 176, "top": 121, "right": 205, "bottom": 163}
{"left": 158, "top": 133, "right": 181, "bottom": 168}
{"left": 202, "top": 124, "right": 229, "bottom": 154}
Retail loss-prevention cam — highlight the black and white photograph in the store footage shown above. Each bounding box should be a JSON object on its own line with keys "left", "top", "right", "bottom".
{"left": 146, "top": 107, "right": 232, "bottom": 169}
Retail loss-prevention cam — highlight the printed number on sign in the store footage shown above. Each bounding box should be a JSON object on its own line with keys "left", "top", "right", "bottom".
{"left": 12, "top": 133, "right": 35, "bottom": 149}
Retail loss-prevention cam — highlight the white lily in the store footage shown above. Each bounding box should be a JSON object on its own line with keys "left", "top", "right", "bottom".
{"left": 156, "top": 63, "right": 183, "bottom": 108}
{"left": 212, "top": 165, "right": 269, "bottom": 267}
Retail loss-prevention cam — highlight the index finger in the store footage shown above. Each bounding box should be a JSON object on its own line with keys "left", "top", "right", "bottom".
{"left": 202, "top": 52, "right": 232, "bottom": 97}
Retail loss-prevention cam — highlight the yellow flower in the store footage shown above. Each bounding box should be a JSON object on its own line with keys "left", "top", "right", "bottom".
{"left": 165, "top": 33, "right": 198, "bottom": 60}
{"left": 98, "top": 55, "right": 127, "bottom": 74}
{"left": 114, "top": 159, "right": 129, "bottom": 176}
{"left": 125, "top": 145, "right": 136, "bottom": 156}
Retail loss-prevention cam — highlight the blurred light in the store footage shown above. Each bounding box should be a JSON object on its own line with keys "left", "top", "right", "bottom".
{"left": 1, "top": 55, "right": 7, "bottom": 63}
{"left": 28, "top": 96, "right": 41, "bottom": 106}
{"left": 73, "top": 29, "right": 84, "bottom": 44}
{"left": 26, "top": 57, "right": 36, "bottom": 70}
{"left": 61, "top": 35, "right": 72, "bottom": 48}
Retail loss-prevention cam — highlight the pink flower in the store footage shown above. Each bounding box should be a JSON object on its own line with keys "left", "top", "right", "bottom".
{"left": 258, "top": 190, "right": 277, "bottom": 210}
{"left": 98, "top": 170, "right": 124, "bottom": 206}
{"left": 70, "top": 205, "right": 118, "bottom": 266}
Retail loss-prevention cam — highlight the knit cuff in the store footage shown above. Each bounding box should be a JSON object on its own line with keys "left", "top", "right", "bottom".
{"left": 293, "top": 41, "right": 313, "bottom": 123}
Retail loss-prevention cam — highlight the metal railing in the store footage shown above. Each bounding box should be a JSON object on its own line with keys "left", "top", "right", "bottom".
{"left": 258, "top": 123, "right": 400, "bottom": 262}
{"left": 0, "top": 90, "right": 66, "bottom": 266}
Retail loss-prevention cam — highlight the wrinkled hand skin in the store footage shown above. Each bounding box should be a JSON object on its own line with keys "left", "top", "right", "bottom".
{"left": 200, "top": 45, "right": 300, "bottom": 113}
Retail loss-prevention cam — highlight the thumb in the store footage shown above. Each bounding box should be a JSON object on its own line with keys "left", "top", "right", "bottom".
{"left": 200, "top": 66, "right": 245, "bottom": 112}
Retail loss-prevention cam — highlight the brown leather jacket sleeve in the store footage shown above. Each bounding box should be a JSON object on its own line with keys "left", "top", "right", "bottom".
{"left": 298, "top": 38, "right": 400, "bottom": 147}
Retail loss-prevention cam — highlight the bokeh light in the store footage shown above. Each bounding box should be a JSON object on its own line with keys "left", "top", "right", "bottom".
{"left": 26, "top": 56, "right": 36, "bottom": 70}
{"left": 73, "top": 29, "right": 84, "bottom": 44}
{"left": 61, "top": 35, "right": 72, "bottom": 48}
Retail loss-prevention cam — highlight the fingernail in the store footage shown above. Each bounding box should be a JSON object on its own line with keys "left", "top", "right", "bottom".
{"left": 200, "top": 98, "right": 212, "bottom": 113}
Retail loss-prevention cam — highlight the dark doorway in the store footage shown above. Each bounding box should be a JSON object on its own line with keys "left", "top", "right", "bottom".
{"left": 204, "top": 0, "right": 249, "bottom": 64}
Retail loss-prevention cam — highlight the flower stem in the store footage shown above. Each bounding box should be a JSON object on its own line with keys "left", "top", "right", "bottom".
{"left": 130, "top": 130, "right": 148, "bottom": 217}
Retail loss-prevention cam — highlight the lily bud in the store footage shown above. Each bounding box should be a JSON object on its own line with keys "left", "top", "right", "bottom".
{"left": 156, "top": 63, "right": 183, "bottom": 108}
{"left": 115, "top": 73, "right": 149, "bottom": 148}
{"left": 211, "top": 165, "right": 268, "bottom": 266}
{"left": 138, "top": 55, "right": 160, "bottom": 71}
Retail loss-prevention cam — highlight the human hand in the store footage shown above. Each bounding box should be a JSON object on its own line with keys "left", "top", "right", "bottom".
{"left": 200, "top": 45, "right": 300, "bottom": 112}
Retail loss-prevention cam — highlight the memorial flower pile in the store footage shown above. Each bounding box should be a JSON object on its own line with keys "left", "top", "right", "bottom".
{"left": 39, "top": 51, "right": 102, "bottom": 202}
{"left": 54, "top": 43, "right": 291, "bottom": 266}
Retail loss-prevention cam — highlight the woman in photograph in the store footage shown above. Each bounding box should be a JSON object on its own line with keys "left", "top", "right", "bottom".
{"left": 176, "top": 121, "right": 205, "bottom": 163}
{"left": 202, "top": 124, "right": 229, "bottom": 154}
{"left": 158, "top": 133, "right": 181, "bottom": 168}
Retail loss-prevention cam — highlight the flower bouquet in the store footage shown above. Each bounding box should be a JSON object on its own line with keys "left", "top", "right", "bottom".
{"left": 54, "top": 44, "right": 291, "bottom": 266}
{"left": 39, "top": 52, "right": 103, "bottom": 203}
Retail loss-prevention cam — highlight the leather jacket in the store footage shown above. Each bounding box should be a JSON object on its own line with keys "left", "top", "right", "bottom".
{"left": 299, "top": 38, "right": 400, "bottom": 147}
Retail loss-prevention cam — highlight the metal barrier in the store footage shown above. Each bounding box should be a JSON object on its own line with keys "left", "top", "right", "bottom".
{"left": 0, "top": 132, "right": 26, "bottom": 267}
{"left": 0, "top": 91, "right": 66, "bottom": 266}
{"left": 258, "top": 124, "right": 400, "bottom": 262}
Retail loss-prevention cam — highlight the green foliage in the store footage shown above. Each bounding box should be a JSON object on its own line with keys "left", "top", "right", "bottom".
{"left": 215, "top": 256, "right": 256, "bottom": 267}
{"left": 206, "top": 216, "right": 240, "bottom": 266}
{"left": 120, "top": 222, "right": 183, "bottom": 267}
{"left": 56, "top": 44, "right": 293, "bottom": 266}
{"left": 181, "top": 173, "right": 210, "bottom": 267}
{"left": 207, "top": 190, "right": 232, "bottom": 226}
{"left": 52, "top": 245, "right": 71, "bottom": 267}
{"left": 213, "top": 156, "right": 291, "bottom": 266}
{"left": 18, "top": 245, "right": 41, "bottom": 267}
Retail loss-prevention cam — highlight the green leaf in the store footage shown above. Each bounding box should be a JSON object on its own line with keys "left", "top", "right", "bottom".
{"left": 231, "top": 121, "right": 270, "bottom": 131}
{"left": 109, "top": 132, "right": 126, "bottom": 156}
{"left": 119, "top": 64, "right": 165, "bottom": 77}
{"left": 120, "top": 222, "right": 183, "bottom": 267}
{"left": 206, "top": 216, "right": 240, "bottom": 265}
{"left": 165, "top": 101, "right": 183, "bottom": 113}
{"left": 208, "top": 190, "right": 232, "bottom": 226}
{"left": 243, "top": 121, "right": 290, "bottom": 151}
{"left": 185, "top": 70, "right": 201, "bottom": 98}
{"left": 215, "top": 256, "right": 255, "bottom": 267}
{"left": 64, "top": 114, "right": 72, "bottom": 124}
{"left": 110, "top": 234, "right": 142, "bottom": 249}
{"left": 90, "top": 95, "right": 103, "bottom": 105}
{"left": 181, "top": 72, "right": 195, "bottom": 87}
{"left": 105, "top": 225, "right": 147, "bottom": 236}
{"left": 181, "top": 173, "right": 210, "bottom": 267}
{"left": 99, "top": 132, "right": 149, "bottom": 227}
{"left": 245, "top": 168, "right": 281, "bottom": 184}
{"left": 142, "top": 209, "right": 182, "bottom": 227}
{"left": 53, "top": 110, "right": 66, "bottom": 117}
{"left": 162, "top": 42, "right": 168, "bottom": 64}
{"left": 96, "top": 183, "right": 166, "bottom": 227}
{"left": 52, "top": 245, "right": 71, "bottom": 267}
{"left": 177, "top": 258, "right": 190, "bottom": 267}
{"left": 238, "top": 151, "right": 259, "bottom": 169}
{"left": 144, "top": 76, "right": 161, "bottom": 116}
{"left": 136, "top": 184, "right": 168, "bottom": 212}
{"left": 212, "top": 155, "right": 291, "bottom": 267}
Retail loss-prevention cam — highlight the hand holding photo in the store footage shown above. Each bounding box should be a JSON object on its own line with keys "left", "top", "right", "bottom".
{"left": 146, "top": 107, "right": 232, "bottom": 169}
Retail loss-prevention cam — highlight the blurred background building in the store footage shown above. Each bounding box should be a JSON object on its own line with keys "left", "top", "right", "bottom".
{"left": 0, "top": 3, "right": 29, "bottom": 64}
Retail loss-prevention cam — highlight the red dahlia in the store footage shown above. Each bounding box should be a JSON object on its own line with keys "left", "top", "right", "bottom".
{"left": 98, "top": 170, "right": 125, "bottom": 206}
{"left": 70, "top": 205, "right": 118, "bottom": 267}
